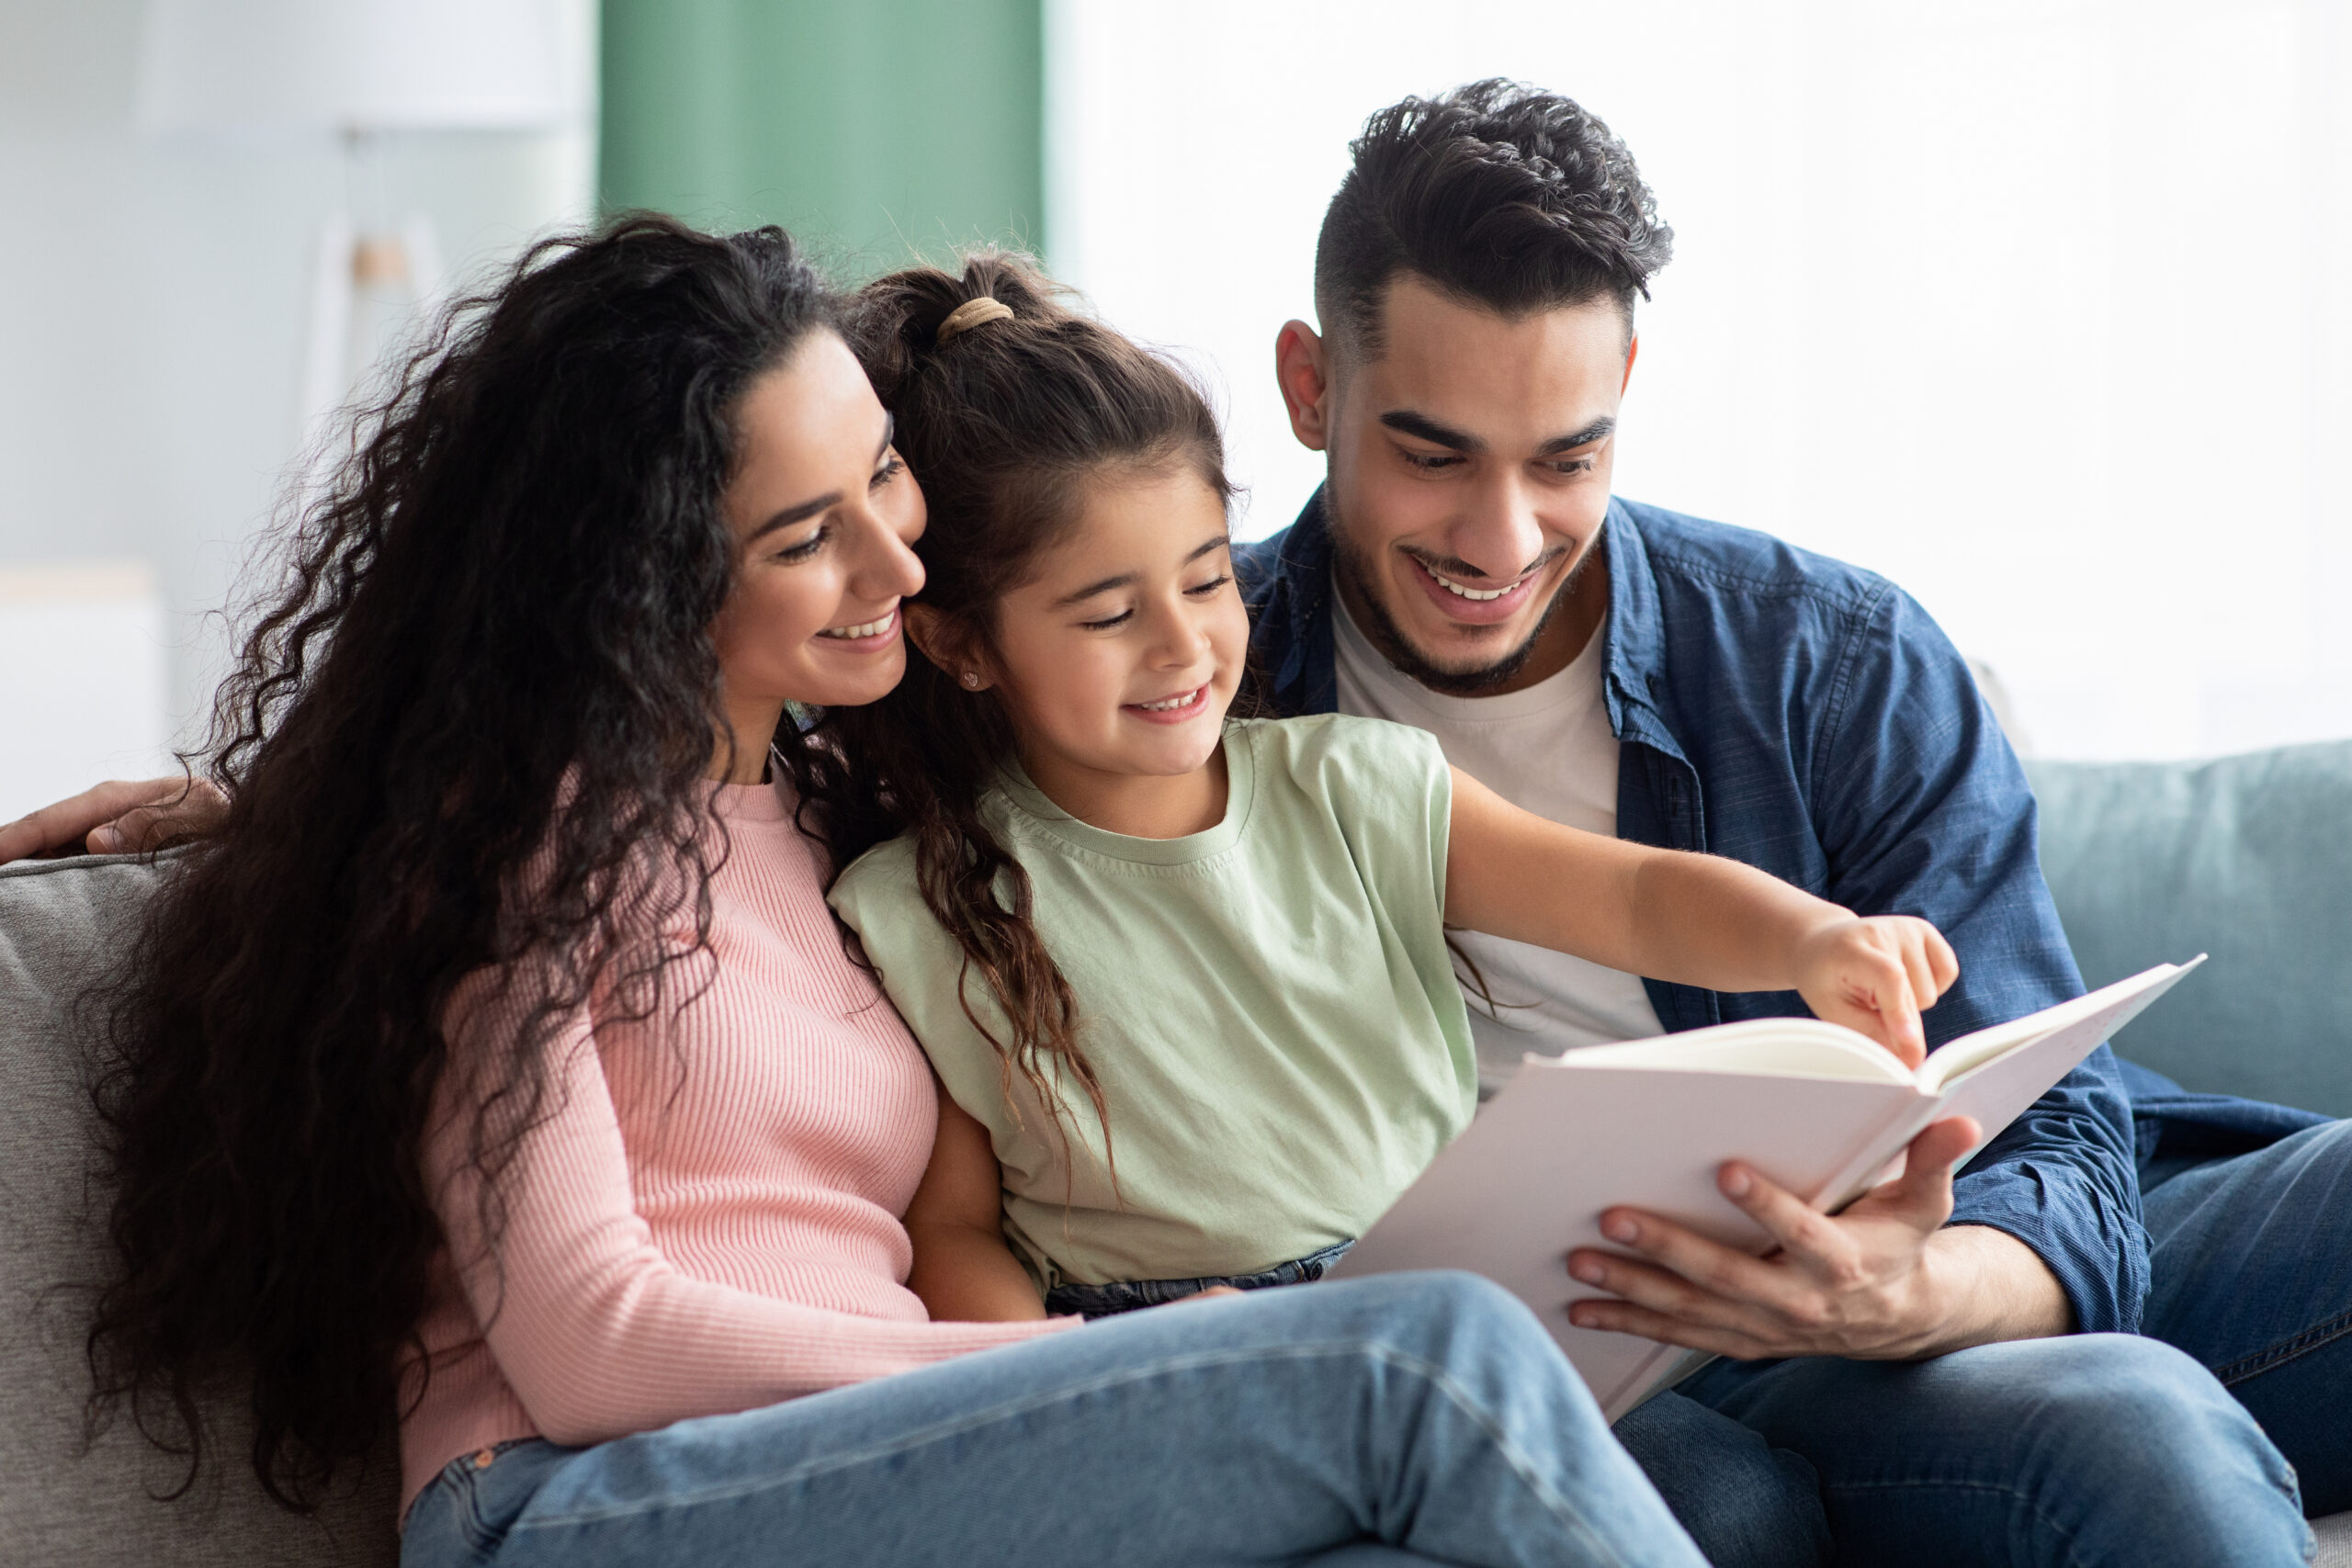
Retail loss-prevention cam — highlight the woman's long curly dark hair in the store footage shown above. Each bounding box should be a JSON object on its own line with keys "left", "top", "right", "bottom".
{"left": 808, "top": 253, "right": 1235, "bottom": 1170}
{"left": 86, "top": 216, "right": 841, "bottom": 1510}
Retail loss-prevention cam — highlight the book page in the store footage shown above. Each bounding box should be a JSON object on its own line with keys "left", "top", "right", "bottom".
{"left": 1558, "top": 1017, "right": 1914, "bottom": 1085}
{"left": 1811, "top": 957, "right": 2208, "bottom": 1214}
{"left": 1916, "top": 958, "right": 2206, "bottom": 1096}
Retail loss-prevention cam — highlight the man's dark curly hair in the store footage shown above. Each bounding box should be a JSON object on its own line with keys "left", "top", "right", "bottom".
{"left": 1315, "top": 79, "right": 1674, "bottom": 356}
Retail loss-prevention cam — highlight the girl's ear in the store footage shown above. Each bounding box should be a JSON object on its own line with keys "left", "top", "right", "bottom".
{"left": 905, "top": 604, "right": 996, "bottom": 692}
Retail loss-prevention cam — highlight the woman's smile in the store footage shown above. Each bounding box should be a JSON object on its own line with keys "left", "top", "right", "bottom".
{"left": 815, "top": 604, "right": 901, "bottom": 647}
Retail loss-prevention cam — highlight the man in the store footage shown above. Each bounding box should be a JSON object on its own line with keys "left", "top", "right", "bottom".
{"left": 1236, "top": 79, "right": 2344, "bottom": 1566}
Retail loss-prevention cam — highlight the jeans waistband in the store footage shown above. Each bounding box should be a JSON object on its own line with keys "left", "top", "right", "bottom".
{"left": 1043, "top": 1239, "right": 1355, "bottom": 1320}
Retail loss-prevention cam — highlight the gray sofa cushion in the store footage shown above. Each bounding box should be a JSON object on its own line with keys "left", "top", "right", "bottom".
{"left": 0, "top": 854, "right": 398, "bottom": 1566}
{"left": 2030, "top": 740, "right": 2352, "bottom": 1117}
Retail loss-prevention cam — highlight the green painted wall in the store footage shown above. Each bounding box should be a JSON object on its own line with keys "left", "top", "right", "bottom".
{"left": 599, "top": 0, "right": 1045, "bottom": 277}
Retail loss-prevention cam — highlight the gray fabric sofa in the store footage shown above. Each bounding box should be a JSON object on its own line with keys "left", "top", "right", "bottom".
{"left": 5, "top": 742, "right": 2348, "bottom": 1563}
{"left": 0, "top": 852, "right": 399, "bottom": 1566}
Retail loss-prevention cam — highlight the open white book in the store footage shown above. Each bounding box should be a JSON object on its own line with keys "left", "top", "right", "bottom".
{"left": 1328, "top": 957, "right": 2205, "bottom": 1420}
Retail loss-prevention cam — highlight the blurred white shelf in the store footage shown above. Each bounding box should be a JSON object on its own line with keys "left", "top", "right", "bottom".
{"left": 0, "top": 561, "right": 173, "bottom": 824}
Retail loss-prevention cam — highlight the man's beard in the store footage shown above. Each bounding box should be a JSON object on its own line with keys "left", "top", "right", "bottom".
{"left": 1328, "top": 491, "right": 1587, "bottom": 698}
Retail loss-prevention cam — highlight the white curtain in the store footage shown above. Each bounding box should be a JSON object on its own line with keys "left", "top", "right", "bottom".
{"left": 1046, "top": 0, "right": 2352, "bottom": 761}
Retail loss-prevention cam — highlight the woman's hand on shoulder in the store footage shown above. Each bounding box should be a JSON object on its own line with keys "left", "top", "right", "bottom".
{"left": 1791, "top": 915, "right": 1960, "bottom": 1068}
{"left": 0, "top": 775, "right": 228, "bottom": 863}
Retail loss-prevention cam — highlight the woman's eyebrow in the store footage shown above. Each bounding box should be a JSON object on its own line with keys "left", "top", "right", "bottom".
{"left": 746, "top": 418, "right": 898, "bottom": 544}
{"left": 747, "top": 493, "right": 836, "bottom": 543}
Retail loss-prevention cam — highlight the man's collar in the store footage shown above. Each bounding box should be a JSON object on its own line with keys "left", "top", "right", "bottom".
{"left": 1261, "top": 486, "right": 1337, "bottom": 699}
{"left": 1277, "top": 484, "right": 1337, "bottom": 581}
{"left": 1597, "top": 498, "right": 1681, "bottom": 759}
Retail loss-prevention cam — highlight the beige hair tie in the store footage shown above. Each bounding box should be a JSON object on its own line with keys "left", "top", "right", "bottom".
{"left": 934, "top": 296, "right": 1014, "bottom": 346}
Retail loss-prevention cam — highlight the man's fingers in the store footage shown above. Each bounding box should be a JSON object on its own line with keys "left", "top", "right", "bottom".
{"left": 1874, "top": 1116, "right": 1979, "bottom": 1223}
{"left": 1564, "top": 1253, "right": 1765, "bottom": 1337}
{"left": 1714, "top": 1163, "right": 1852, "bottom": 1268}
{"left": 105, "top": 801, "right": 189, "bottom": 852}
{"left": 1564, "top": 1292, "right": 1779, "bottom": 1360}
{"left": 1, "top": 777, "right": 183, "bottom": 863}
{"left": 0, "top": 814, "right": 48, "bottom": 863}
{"left": 1571, "top": 1222, "right": 1793, "bottom": 1325}
{"left": 96, "top": 778, "right": 224, "bottom": 854}
{"left": 89, "top": 810, "right": 146, "bottom": 853}
{"left": 0, "top": 799, "right": 96, "bottom": 862}
{"left": 0, "top": 775, "right": 223, "bottom": 863}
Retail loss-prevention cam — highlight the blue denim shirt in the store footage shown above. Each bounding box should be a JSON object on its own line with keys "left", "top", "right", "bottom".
{"left": 1238, "top": 489, "right": 2154, "bottom": 1335}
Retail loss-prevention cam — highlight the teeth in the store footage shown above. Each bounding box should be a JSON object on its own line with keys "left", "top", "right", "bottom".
{"left": 1136, "top": 688, "right": 1201, "bottom": 711}
{"left": 818, "top": 612, "right": 895, "bottom": 639}
{"left": 1429, "top": 569, "right": 1521, "bottom": 602}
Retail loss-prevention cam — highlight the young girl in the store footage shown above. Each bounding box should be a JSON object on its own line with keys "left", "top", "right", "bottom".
{"left": 824, "top": 255, "right": 1959, "bottom": 1322}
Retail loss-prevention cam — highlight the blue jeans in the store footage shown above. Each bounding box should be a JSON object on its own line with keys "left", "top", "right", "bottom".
{"left": 1044, "top": 1239, "right": 1355, "bottom": 1318}
{"left": 401, "top": 1271, "right": 1708, "bottom": 1568}
{"left": 1621, "top": 1120, "right": 2352, "bottom": 1566}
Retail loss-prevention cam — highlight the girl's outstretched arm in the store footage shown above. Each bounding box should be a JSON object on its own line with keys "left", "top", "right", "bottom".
{"left": 905, "top": 1084, "right": 1049, "bottom": 1322}
{"left": 1442, "top": 767, "right": 1959, "bottom": 1066}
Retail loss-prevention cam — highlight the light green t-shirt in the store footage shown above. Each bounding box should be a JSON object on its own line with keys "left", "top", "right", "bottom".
{"left": 827, "top": 714, "right": 1477, "bottom": 1291}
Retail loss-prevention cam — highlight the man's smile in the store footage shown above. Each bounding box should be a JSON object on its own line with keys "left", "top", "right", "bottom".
{"left": 1401, "top": 551, "right": 1557, "bottom": 628}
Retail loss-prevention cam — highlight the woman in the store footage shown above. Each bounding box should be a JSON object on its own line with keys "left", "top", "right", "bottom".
{"left": 56, "top": 217, "right": 1703, "bottom": 1567}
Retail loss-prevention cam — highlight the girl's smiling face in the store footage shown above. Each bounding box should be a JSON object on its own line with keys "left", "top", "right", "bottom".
{"left": 933, "top": 463, "right": 1248, "bottom": 834}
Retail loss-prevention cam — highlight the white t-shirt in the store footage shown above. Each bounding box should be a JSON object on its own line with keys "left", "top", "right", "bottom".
{"left": 1333, "top": 587, "right": 1667, "bottom": 1090}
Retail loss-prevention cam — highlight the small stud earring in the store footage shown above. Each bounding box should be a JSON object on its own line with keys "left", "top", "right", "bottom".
{"left": 960, "top": 671, "right": 980, "bottom": 689}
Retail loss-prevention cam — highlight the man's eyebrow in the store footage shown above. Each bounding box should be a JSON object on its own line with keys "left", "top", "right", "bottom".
{"left": 744, "top": 416, "right": 898, "bottom": 544}
{"left": 1379, "top": 411, "right": 1617, "bottom": 458}
{"left": 1536, "top": 417, "right": 1615, "bottom": 456}
{"left": 1379, "top": 410, "right": 1483, "bottom": 453}
{"left": 1052, "top": 536, "right": 1230, "bottom": 609}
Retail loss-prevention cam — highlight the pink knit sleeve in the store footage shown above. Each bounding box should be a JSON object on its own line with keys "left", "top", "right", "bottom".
{"left": 426, "top": 1005, "right": 1074, "bottom": 1449}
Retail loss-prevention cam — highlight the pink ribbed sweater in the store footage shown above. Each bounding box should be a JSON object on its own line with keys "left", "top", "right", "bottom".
{"left": 397, "top": 779, "right": 1069, "bottom": 1515}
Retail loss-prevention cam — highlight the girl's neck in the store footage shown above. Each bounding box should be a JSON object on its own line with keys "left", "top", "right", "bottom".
{"left": 1019, "top": 739, "right": 1228, "bottom": 840}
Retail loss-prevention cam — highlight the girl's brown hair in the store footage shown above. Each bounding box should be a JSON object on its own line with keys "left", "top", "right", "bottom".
{"left": 810, "top": 251, "right": 1233, "bottom": 1162}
